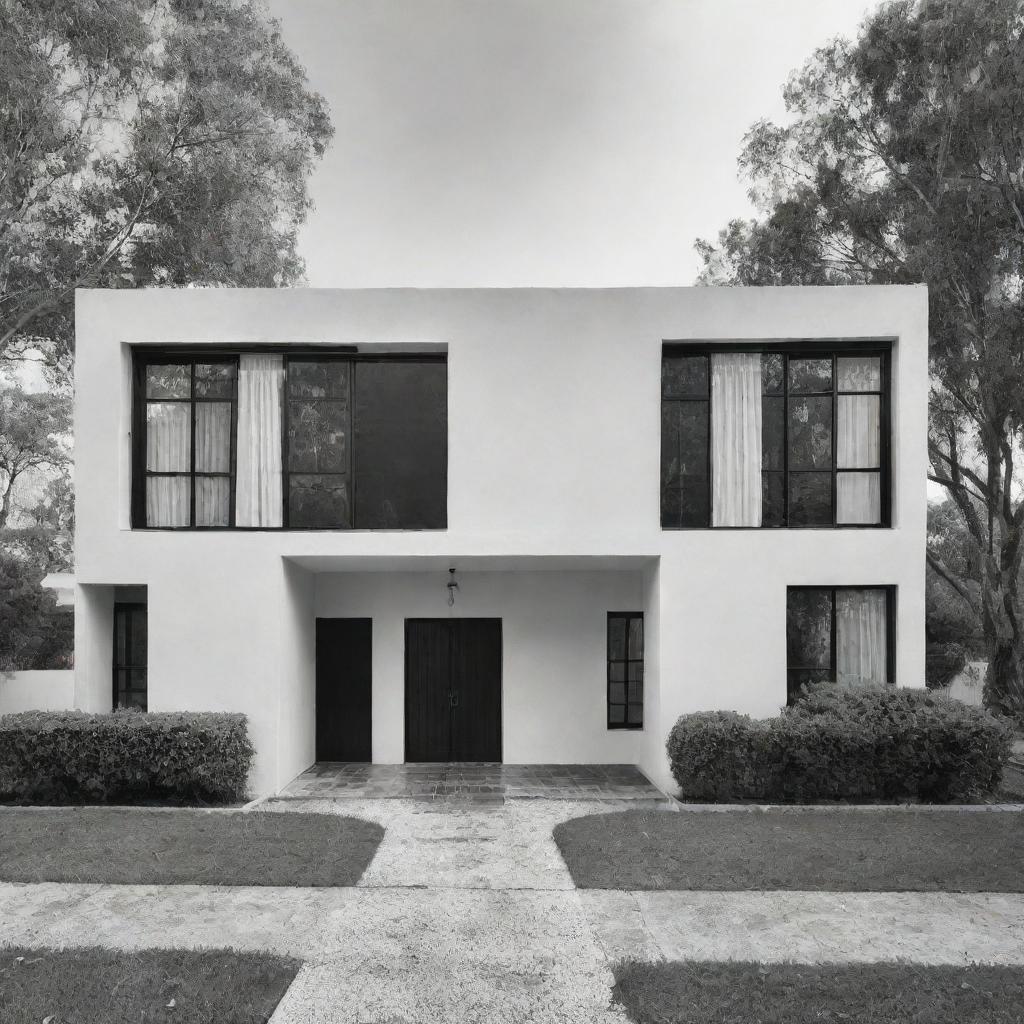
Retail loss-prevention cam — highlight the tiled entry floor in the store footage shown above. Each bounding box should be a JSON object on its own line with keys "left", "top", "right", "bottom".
{"left": 278, "top": 762, "right": 668, "bottom": 803}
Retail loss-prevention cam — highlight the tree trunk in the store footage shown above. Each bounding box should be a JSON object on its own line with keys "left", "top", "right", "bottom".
{"left": 983, "top": 638, "right": 1024, "bottom": 717}
{"left": 0, "top": 474, "right": 14, "bottom": 528}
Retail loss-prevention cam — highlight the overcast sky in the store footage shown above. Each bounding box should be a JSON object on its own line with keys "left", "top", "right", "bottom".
{"left": 267, "top": 0, "right": 879, "bottom": 288}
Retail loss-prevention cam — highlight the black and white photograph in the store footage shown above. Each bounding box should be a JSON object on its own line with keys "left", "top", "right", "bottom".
{"left": 1, "top": 0, "right": 1023, "bottom": 1020}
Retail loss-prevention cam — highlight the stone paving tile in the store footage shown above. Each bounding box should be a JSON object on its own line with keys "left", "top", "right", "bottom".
{"left": 278, "top": 763, "right": 666, "bottom": 803}
{"left": 580, "top": 889, "right": 1024, "bottom": 966}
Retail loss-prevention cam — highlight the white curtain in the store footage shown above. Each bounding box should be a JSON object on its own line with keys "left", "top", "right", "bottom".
{"left": 837, "top": 394, "right": 880, "bottom": 523}
{"left": 837, "top": 473, "right": 880, "bottom": 524}
{"left": 711, "top": 352, "right": 762, "bottom": 526}
{"left": 235, "top": 354, "right": 284, "bottom": 527}
{"left": 146, "top": 476, "right": 190, "bottom": 527}
{"left": 836, "top": 589, "right": 888, "bottom": 687}
{"left": 837, "top": 395, "right": 879, "bottom": 467}
{"left": 146, "top": 402, "right": 190, "bottom": 526}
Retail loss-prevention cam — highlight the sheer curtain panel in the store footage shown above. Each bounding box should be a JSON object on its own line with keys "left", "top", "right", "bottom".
{"left": 836, "top": 589, "right": 888, "bottom": 687}
{"left": 711, "top": 352, "right": 762, "bottom": 526}
{"left": 145, "top": 402, "right": 190, "bottom": 526}
{"left": 236, "top": 354, "right": 284, "bottom": 527}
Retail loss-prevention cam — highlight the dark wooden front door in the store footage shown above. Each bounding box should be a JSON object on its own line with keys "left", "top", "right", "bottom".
{"left": 405, "top": 618, "right": 502, "bottom": 762}
{"left": 316, "top": 618, "right": 372, "bottom": 761}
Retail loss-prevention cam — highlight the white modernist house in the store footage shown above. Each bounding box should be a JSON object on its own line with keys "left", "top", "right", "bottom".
{"left": 73, "top": 286, "right": 928, "bottom": 795}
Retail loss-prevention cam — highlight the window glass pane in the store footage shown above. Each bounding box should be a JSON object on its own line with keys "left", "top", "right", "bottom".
{"left": 146, "top": 364, "right": 190, "bottom": 399}
{"left": 608, "top": 705, "right": 625, "bottom": 724}
{"left": 837, "top": 395, "right": 880, "bottom": 468}
{"left": 678, "top": 476, "right": 710, "bottom": 527}
{"left": 289, "top": 474, "right": 350, "bottom": 528}
{"left": 787, "top": 589, "right": 833, "bottom": 670}
{"left": 789, "top": 358, "right": 832, "bottom": 393}
{"left": 146, "top": 476, "right": 190, "bottom": 527}
{"left": 114, "top": 612, "right": 127, "bottom": 664}
{"left": 288, "top": 399, "right": 349, "bottom": 473}
{"left": 677, "top": 402, "right": 710, "bottom": 474}
{"left": 195, "top": 402, "right": 231, "bottom": 473}
{"left": 627, "top": 661, "right": 644, "bottom": 682}
{"left": 195, "top": 477, "right": 230, "bottom": 526}
{"left": 761, "top": 353, "right": 785, "bottom": 395}
{"left": 628, "top": 679, "right": 643, "bottom": 703}
{"left": 353, "top": 361, "right": 447, "bottom": 529}
{"left": 836, "top": 589, "right": 889, "bottom": 687}
{"left": 788, "top": 472, "right": 832, "bottom": 526}
{"left": 128, "top": 609, "right": 147, "bottom": 665}
{"left": 662, "top": 355, "right": 708, "bottom": 398}
{"left": 123, "top": 689, "right": 147, "bottom": 712}
{"left": 661, "top": 400, "right": 709, "bottom": 527}
{"left": 609, "top": 682, "right": 626, "bottom": 704}
{"left": 288, "top": 360, "right": 349, "bottom": 398}
{"left": 627, "top": 617, "right": 643, "bottom": 659}
{"left": 762, "top": 471, "right": 785, "bottom": 527}
{"left": 761, "top": 396, "right": 785, "bottom": 471}
{"left": 627, "top": 704, "right": 643, "bottom": 725}
{"left": 607, "top": 616, "right": 626, "bottom": 660}
{"left": 789, "top": 397, "right": 833, "bottom": 469}
{"left": 787, "top": 668, "right": 831, "bottom": 705}
{"left": 837, "top": 356, "right": 881, "bottom": 392}
{"left": 194, "top": 362, "right": 236, "bottom": 397}
{"left": 146, "top": 403, "right": 191, "bottom": 471}
{"left": 837, "top": 472, "right": 880, "bottom": 525}
{"left": 609, "top": 661, "right": 626, "bottom": 682}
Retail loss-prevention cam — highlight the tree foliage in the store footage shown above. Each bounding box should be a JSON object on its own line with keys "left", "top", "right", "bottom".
{"left": 0, "top": 381, "right": 70, "bottom": 528}
{"left": 0, "top": 0, "right": 333, "bottom": 373}
{"left": 697, "top": 0, "right": 1024, "bottom": 715}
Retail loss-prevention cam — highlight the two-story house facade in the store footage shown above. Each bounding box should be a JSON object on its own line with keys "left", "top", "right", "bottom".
{"left": 73, "top": 285, "right": 928, "bottom": 795}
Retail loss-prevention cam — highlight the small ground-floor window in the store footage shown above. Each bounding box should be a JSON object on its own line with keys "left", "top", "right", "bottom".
{"left": 113, "top": 602, "right": 148, "bottom": 710}
{"left": 607, "top": 611, "right": 643, "bottom": 728}
{"left": 786, "top": 586, "right": 894, "bottom": 704}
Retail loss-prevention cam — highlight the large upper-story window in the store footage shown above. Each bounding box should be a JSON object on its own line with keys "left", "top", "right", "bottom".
{"left": 132, "top": 350, "right": 447, "bottom": 530}
{"left": 661, "top": 344, "right": 890, "bottom": 529}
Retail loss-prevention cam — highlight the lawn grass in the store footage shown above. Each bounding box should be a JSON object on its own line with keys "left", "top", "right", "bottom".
{"left": 0, "top": 946, "right": 299, "bottom": 1024}
{"left": 0, "top": 808, "right": 383, "bottom": 886}
{"left": 553, "top": 809, "right": 1024, "bottom": 891}
{"left": 611, "top": 960, "right": 1024, "bottom": 1024}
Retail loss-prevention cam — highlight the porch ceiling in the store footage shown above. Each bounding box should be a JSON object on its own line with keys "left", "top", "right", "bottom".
{"left": 284, "top": 554, "right": 659, "bottom": 573}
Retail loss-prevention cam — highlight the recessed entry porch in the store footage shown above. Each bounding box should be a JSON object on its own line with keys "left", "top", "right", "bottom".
{"left": 285, "top": 553, "right": 662, "bottom": 787}
{"left": 278, "top": 762, "right": 668, "bottom": 803}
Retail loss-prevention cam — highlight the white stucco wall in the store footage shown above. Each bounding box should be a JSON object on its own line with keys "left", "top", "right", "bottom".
{"left": 73, "top": 286, "right": 929, "bottom": 795}
{"left": 0, "top": 671, "right": 76, "bottom": 715}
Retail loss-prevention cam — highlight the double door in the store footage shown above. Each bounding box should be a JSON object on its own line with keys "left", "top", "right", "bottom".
{"left": 404, "top": 618, "right": 502, "bottom": 762}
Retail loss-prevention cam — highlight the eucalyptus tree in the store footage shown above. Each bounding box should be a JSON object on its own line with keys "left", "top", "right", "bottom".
{"left": 697, "top": 0, "right": 1024, "bottom": 714}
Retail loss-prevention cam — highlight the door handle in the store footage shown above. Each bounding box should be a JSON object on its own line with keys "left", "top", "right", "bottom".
{"left": 450, "top": 690, "right": 459, "bottom": 707}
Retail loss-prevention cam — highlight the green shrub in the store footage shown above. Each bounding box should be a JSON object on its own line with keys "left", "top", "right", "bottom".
{"left": 0, "top": 710, "right": 254, "bottom": 805}
{"left": 667, "top": 687, "right": 1014, "bottom": 804}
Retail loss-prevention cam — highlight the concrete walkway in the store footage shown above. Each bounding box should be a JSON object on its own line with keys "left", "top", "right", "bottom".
{"left": 3, "top": 797, "right": 1024, "bottom": 1022}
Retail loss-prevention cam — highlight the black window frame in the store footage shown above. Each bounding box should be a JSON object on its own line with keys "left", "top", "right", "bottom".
{"left": 785, "top": 584, "right": 896, "bottom": 705}
{"left": 607, "top": 611, "right": 644, "bottom": 730}
{"left": 112, "top": 601, "right": 148, "bottom": 711}
{"left": 131, "top": 347, "right": 448, "bottom": 531}
{"left": 133, "top": 355, "right": 239, "bottom": 529}
{"left": 660, "top": 340, "right": 892, "bottom": 530}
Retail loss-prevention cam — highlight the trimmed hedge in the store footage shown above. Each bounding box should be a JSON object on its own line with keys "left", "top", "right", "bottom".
{"left": 0, "top": 710, "right": 254, "bottom": 804}
{"left": 667, "top": 687, "right": 1014, "bottom": 804}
